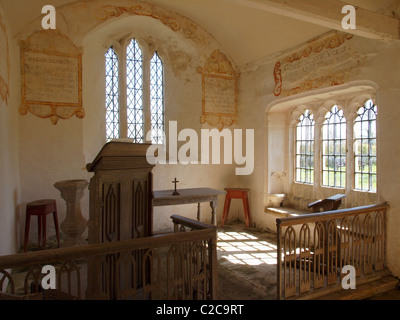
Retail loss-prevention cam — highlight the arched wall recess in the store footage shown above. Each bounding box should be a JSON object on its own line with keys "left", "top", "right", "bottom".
{"left": 265, "top": 80, "right": 379, "bottom": 210}
{"left": 16, "top": 0, "right": 238, "bottom": 128}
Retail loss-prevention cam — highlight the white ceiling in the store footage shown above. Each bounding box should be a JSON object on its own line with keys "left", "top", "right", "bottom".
{"left": 1, "top": 0, "right": 400, "bottom": 66}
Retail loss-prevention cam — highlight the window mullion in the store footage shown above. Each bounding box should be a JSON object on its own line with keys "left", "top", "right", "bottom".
{"left": 119, "top": 46, "right": 128, "bottom": 139}
{"left": 143, "top": 51, "right": 151, "bottom": 142}
{"left": 314, "top": 119, "right": 322, "bottom": 191}
{"left": 347, "top": 112, "right": 354, "bottom": 194}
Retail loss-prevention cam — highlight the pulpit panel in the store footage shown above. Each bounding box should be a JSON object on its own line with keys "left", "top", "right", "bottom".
{"left": 86, "top": 142, "right": 155, "bottom": 299}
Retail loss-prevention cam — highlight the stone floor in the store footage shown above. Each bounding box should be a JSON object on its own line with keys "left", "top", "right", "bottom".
{"left": 216, "top": 223, "right": 278, "bottom": 300}
{"left": 18, "top": 222, "right": 400, "bottom": 300}
{"left": 216, "top": 222, "right": 400, "bottom": 301}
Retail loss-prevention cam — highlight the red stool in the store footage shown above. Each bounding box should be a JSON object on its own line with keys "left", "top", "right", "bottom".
{"left": 24, "top": 199, "right": 61, "bottom": 252}
{"left": 221, "top": 188, "right": 252, "bottom": 227}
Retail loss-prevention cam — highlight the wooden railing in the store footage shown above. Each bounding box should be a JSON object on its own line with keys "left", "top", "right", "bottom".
{"left": 0, "top": 215, "right": 218, "bottom": 300}
{"left": 276, "top": 203, "right": 389, "bottom": 299}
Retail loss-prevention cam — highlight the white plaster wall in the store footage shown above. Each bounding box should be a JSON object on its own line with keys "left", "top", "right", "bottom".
{"left": 14, "top": 0, "right": 239, "bottom": 245}
{"left": 81, "top": 14, "right": 239, "bottom": 233}
{"left": 0, "top": 5, "right": 20, "bottom": 255}
{"left": 238, "top": 35, "right": 400, "bottom": 277}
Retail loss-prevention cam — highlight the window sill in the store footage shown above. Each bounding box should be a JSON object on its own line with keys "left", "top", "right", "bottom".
{"left": 108, "top": 138, "right": 165, "bottom": 147}
{"left": 264, "top": 206, "right": 312, "bottom": 218}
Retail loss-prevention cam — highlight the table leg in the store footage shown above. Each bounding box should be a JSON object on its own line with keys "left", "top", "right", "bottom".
{"left": 242, "top": 193, "right": 252, "bottom": 227}
{"left": 197, "top": 203, "right": 201, "bottom": 221}
{"left": 221, "top": 195, "right": 231, "bottom": 228}
{"left": 210, "top": 200, "right": 217, "bottom": 226}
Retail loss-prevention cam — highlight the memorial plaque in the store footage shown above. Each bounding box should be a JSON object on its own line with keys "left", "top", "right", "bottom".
{"left": 274, "top": 32, "right": 358, "bottom": 97}
{"left": 203, "top": 74, "right": 236, "bottom": 116}
{"left": 199, "top": 50, "right": 238, "bottom": 130}
{"left": 23, "top": 51, "right": 80, "bottom": 105}
{"left": 20, "top": 31, "right": 84, "bottom": 124}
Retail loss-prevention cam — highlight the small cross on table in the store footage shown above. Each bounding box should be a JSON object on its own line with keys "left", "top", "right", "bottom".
{"left": 172, "top": 178, "right": 180, "bottom": 196}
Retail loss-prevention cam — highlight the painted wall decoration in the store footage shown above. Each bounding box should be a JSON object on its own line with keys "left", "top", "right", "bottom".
{"left": 0, "top": 7, "right": 9, "bottom": 104}
{"left": 198, "top": 50, "right": 238, "bottom": 131}
{"left": 95, "top": 4, "right": 198, "bottom": 41}
{"left": 20, "top": 30, "right": 84, "bottom": 124}
{"left": 274, "top": 32, "right": 357, "bottom": 97}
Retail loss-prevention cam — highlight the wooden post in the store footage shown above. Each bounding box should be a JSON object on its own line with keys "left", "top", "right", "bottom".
{"left": 276, "top": 219, "right": 282, "bottom": 300}
{"left": 208, "top": 230, "right": 218, "bottom": 299}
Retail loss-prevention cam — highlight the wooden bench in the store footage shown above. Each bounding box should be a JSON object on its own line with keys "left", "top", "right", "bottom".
{"left": 307, "top": 194, "right": 347, "bottom": 213}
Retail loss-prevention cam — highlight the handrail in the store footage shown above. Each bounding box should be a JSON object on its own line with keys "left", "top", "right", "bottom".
{"left": 0, "top": 215, "right": 218, "bottom": 300}
{"left": 277, "top": 202, "right": 389, "bottom": 227}
{"left": 276, "top": 202, "right": 389, "bottom": 300}
{"left": 0, "top": 228, "right": 216, "bottom": 269}
{"left": 170, "top": 215, "right": 216, "bottom": 231}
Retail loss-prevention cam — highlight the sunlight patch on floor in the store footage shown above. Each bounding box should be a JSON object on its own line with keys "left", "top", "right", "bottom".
{"left": 217, "top": 231, "right": 277, "bottom": 266}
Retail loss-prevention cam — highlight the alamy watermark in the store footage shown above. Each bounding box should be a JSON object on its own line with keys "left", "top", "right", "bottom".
{"left": 146, "top": 121, "right": 255, "bottom": 176}
{"left": 341, "top": 265, "right": 357, "bottom": 290}
{"left": 41, "top": 4, "right": 356, "bottom": 31}
{"left": 342, "top": 5, "right": 357, "bottom": 30}
{"left": 41, "top": 265, "right": 56, "bottom": 290}
{"left": 41, "top": 5, "right": 56, "bottom": 30}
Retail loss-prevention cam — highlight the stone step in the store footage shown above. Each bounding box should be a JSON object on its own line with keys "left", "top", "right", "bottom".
{"left": 315, "top": 275, "right": 399, "bottom": 300}
{"left": 293, "top": 270, "right": 399, "bottom": 300}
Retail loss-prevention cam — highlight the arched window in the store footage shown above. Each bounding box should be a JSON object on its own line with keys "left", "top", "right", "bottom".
{"left": 295, "top": 110, "right": 315, "bottom": 184}
{"left": 150, "top": 52, "right": 164, "bottom": 144}
{"left": 354, "top": 100, "right": 377, "bottom": 192}
{"left": 322, "top": 105, "right": 346, "bottom": 188}
{"left": 126, "top": 39, "right": 144, "bottom": 143}
{"left": 105, "top": 38, "right": 164, "bottom": 143}
{"left": 105, "top": 47, "right": 119, "bottom": 140}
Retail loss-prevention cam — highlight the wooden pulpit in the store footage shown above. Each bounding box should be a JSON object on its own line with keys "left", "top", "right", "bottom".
{"left": 86, "top": 142, "right": 155, "bottom": 299}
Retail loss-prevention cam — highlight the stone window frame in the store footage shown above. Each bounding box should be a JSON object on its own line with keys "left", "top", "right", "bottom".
{"left": 321, "top": 105, "right": 347, "bottom": 189}
{"left": 295, "top": 110, "right": 315, "bottom": 185}
{"left": 290, "top": 91, "right": 378, "bottom": 195}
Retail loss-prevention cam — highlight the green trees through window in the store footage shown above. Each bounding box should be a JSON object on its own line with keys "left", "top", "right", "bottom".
{"left": 295, "top": 99, "right": 377, "bottom": 192}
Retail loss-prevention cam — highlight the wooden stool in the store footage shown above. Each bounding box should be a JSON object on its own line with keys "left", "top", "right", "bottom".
{"left": 24, "top": 199, "right": 61, "bottom": 252}
{"left": 221, "top": 188, "right": 252, "bottom": 227}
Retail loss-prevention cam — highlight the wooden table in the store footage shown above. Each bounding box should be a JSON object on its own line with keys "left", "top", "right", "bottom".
{"left": 152, "top": 188, "right": 226, "bottom": 226}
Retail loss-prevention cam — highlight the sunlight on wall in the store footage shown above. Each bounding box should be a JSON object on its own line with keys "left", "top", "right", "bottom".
{"left": 217, "top": 231, "right": 277, "bottom": 266}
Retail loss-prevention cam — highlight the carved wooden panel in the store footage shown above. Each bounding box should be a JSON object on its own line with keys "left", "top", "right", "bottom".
{"left": 277, "top": 203, "right": 389, "bottom": 299}
{"left": 299, "top": 224, "right": 311, "bottom": 294}
{"left": 132, "top": 180, "right": 149, "bottom": 239}
{"left": 86, "top": 142, "right": 155, "bottom": 300}
{"left": 374, "top": 212, "right": 385, "bottom": 271}
{"left": 283, "top": 226, "right": 296, "bottom": 299}
{"left": 313, "top": 222, "right": 325, "bottom": 290}
{"left": 102, "top": 183, "right": 121, "bottom": 242}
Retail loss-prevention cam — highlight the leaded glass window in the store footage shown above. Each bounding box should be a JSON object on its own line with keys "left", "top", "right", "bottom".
{"left": 105, "top": 47, "right": 119, "bottom": 140}
{"left": 126, "top": 39, "right": 144, "bottom": 143}
{"left": 295, "top": 110, "right": 315, "bottom": 184}
{"left": 105, "top": 38, "right": 165, "bottom": 144}
{"left": 150, "top": 52, "right": 164, "bottom": 144}
{"left": 354, "top": 100, "right": 377, "bottom": 192}
{"left": 322, "top": 105, "right": 347, "bottom": 188}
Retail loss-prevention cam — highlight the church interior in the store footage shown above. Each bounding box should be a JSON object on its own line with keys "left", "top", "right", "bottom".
{"left": 1, "top": 0, "right": 400, "bottom": 301}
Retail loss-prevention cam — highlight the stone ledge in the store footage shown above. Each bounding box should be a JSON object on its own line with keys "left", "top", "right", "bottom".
{"left": 265, "top": 206, "right": 311, "bottom": 218}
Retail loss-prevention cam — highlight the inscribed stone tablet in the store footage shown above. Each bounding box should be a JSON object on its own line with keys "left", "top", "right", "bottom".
{"left": 23, "top": 51, "right": 79, "bottom": 105}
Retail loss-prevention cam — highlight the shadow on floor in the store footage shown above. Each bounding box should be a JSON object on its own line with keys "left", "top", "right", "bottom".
{"left": 216, "top": 222, "right": 400, "bottom": 301}
{"left": 217, "top": 223, "right": 278, "bottom": 300}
